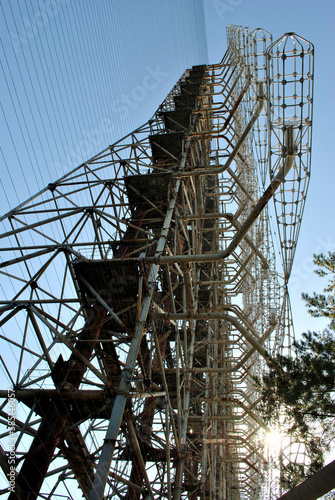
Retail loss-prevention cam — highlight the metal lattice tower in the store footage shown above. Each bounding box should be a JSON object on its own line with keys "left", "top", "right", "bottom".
{"left": 0, "top": 25, "right": 314, "bottom": 500}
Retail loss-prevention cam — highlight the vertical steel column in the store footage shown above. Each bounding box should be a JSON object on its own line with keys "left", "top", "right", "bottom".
{"left": 89, "top": 179, "right": 181, "bottom": 500}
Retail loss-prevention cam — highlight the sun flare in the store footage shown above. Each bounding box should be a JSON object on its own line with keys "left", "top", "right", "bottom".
{"left": 266, "top": 430, "right": 283, "bottom": 452}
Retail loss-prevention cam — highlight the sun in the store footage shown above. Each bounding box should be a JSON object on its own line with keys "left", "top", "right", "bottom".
{"left": 266, "top": 429, "right": 283, "bottom": 453}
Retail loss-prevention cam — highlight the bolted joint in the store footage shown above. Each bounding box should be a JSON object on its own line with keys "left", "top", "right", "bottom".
{"left": 256, "top": 81, "right": 265, "bottom": 101}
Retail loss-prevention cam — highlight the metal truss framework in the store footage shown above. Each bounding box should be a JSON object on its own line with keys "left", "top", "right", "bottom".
{"left": 0, "top": 25, "right": 314, "bottom": 500}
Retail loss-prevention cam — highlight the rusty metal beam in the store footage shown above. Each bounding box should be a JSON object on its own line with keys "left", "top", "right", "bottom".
{"left": 277, "top": 460, "right": 335, "bottom": 500}
{"left": 147, "top": 146, "right": 294, "bottom": 265}
{"left": 9, "top": 303, "right": 106, "bottom": 500}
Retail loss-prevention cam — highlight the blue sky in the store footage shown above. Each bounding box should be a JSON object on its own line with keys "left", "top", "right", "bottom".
{"left": 0, "top": 0, "right": 208, "bottom": 208}
{"left": 1, "top": 0, "right": 334, "bottom": 336}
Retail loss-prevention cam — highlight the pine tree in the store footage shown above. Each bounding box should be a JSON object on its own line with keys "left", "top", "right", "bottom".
{"left": 256, "top": 252, "right": 335, "bottom": 487}
{"left": 302, "top": 252, "right": 335, "bottom": 330}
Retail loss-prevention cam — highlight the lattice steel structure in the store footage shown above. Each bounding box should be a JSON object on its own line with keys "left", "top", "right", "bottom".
{"left": 0, "top": 25, "right": 314, "bottom": 500}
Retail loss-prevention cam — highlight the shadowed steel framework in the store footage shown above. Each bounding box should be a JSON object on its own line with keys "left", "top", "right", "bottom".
{"left": 0, "top": 25, "right": 314, "bottom": 500}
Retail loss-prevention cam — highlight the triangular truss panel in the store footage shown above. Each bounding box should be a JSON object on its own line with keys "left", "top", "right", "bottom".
{"left": 0, "top": 25, "right": 313, "bottom": 500}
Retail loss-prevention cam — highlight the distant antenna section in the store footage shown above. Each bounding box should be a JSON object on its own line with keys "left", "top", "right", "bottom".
{"left": 0, "top": 24, "right": 313, "bottom": 500}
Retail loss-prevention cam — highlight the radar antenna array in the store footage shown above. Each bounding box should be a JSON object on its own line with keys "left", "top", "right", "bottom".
{"left": 0, "top": 24, "right": 313, "bottom": 500}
